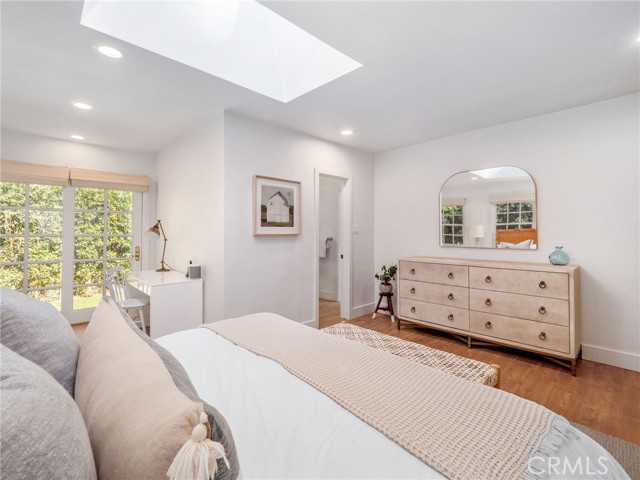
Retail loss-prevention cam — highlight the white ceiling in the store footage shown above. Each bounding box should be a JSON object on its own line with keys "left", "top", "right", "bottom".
{"left": 2, "top": 1, "right": 639, "bottom": 154}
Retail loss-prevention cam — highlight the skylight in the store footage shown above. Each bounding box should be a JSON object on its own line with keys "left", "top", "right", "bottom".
{"left": 81, "top": 0, "right": 362, "bottom": 103}
{"left": 470, "top": 167, "right": 529, "bottom": 180}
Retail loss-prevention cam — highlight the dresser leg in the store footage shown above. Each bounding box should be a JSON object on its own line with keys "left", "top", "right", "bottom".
{"left": 396, "top": 318, "right": 401, "bottom": 330}
{"left": 571, "top": 360, "right": 577, "bottom": 376}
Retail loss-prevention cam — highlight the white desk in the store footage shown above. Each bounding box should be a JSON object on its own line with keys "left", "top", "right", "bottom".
{"left": 126, "top": 270, "right": 203, "bottom": 339}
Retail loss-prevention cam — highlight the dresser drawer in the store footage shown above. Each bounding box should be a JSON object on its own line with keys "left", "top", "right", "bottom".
{"left": 399, "top": 280, "right": 468, "bottom": 308}
{"left": 469, "top": 267, "right": 569, "bottom": 299}
{"left": 399, "top": 261, "right": 468, "bottom": 287}
{"left": 469, "top": 289, "right": 569, "bottom": 326}
{"left": 470, "top": 311, "right": 570, "bottom": 354}
{"left": 400, "top": 299, "right": 469, "bottom": 330}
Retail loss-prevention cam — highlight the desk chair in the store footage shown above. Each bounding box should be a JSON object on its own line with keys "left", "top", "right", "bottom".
{"left": 104, "top": 266, "right": 148, "bottom": 332}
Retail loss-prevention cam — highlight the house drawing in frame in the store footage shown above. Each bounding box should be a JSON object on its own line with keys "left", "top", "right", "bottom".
{"left": 253, "top": 175, "right": 301, "bottom": 235}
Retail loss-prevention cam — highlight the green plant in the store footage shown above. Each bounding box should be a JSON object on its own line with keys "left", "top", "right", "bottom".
{"left": 374, "top": 264, "right": 397, "bottom": 284}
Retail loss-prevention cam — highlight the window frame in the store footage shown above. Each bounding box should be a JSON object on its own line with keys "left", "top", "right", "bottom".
{"left": 495, "top": 201, "right": 535, "bottom": 230}
{"left": 441, "top": 204, "right": 465, "bottom": 246}
{"left": 1, "top": 181, "right": 143, "bottom": 324}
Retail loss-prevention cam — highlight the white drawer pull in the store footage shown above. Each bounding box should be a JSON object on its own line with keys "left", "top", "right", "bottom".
{"left": 448, "top": 293, "right": 454, "bottom": 300}
{"left": 410, "top": 268, "right": 416, "bottom": 275}
{"left": 538, "top": 306, "right": 546, "bottom": 314}
{"left": 410, "top": 287, "right": 416, "bottom": 294}
{"left": 447, "top": 314, "right": 454, "bottom": 321}
{"left": 485, "top": 298, "right": 492, "bottom": 307}
{"left": 485, "top": 321, "right": 492, "bottom": 329}
{"left": 539, "top": 332, "right": 547, "bottom": 341}
{"left": 539, "top": 281, "right": 547, "bottom": 289}
{"left": 448, "top": 272, "right": 454, "bottom": 279}
{"left": 410, "top": 306, "right": 416, "bottom": 313}
{"left": 485, "top": 275, "right": 492, "bottom": 284}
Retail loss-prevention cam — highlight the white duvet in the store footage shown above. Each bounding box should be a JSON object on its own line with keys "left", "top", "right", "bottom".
{"left": 157, "top": 327, "right": 628, "bottom": 480}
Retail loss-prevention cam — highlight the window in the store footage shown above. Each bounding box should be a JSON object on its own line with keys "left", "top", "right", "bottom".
{"left": 0, "top": 183, "right": 64, "bottom": 307}
{"left": 496, "top": 202, "right": 534, "bottom": 230}
{"left": 73, "top": 187, "right": 134, "bottom": 310}
{"left": 0, "top": 181, "right": 142, "bottom": 321}
{"left": 441, "top": 205, "right": 464, "bottom": 245}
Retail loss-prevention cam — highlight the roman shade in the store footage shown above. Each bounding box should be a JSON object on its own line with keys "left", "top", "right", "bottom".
{"left": 0, "top": 159, "right": 69, "bottom": 186}
{"left": 69, "top": 167, "right": 150, "bottom": 192}
{"left": 1, "top": 160, "right": 150, "bottom": 192}
{"left": 441, "top": 197, "right": 466, "bottom": 207}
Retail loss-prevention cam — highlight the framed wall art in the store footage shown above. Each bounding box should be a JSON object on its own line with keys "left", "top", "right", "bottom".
{"left": 253, "top": 175, "right": 301, "bottom": 235}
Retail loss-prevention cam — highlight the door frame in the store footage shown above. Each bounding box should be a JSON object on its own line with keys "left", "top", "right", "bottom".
{"left": 314, "top": 168, "right": 352, "bottom": 326}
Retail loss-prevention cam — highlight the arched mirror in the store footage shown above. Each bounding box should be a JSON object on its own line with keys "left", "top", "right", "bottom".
{"left": 439, "top": 166, "right": 537, "bottom": 249}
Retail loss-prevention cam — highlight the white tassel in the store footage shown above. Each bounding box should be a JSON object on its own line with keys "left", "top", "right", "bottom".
{"left": 167, "top": 412, "right": 230, "bottom": 480}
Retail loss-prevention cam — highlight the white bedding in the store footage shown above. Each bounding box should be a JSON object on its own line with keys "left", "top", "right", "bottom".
{"left": 157, "top": 327, "right": 628, "bottom": 480}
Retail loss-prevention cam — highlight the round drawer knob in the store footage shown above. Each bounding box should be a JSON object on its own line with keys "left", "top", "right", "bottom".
{"left": 539, "top": 306, "right": 546, "bottom": 314}
{"left": 447, "top": 314, "right": 454, "bottom": 321}
{"left": 448, "top": 272, "right": 454, "bottom": 279}
{"left": 539, "top": 280, "right": 547, "bottom": 289}
{"left": 539, "top": 332, "right": 547, "bottom": 341}
{"left": 448, "top": 293, "right": 454, "bottom": 300}
{"left": 410, "top": 268, "right": 416, "bottom": 275}
{"left": 485, "top": 276, "right": 492, "bottom": 284}
{"left": 410, "top": 306, "right": 416, "bottom": 313}
{"left": 485, "top": 298, "right": 492, "bottom": 307}
{"left": 410, "top": 287, "right": 416, "bottom": 294}
{"left": 485, "top": 321, "right": 492, "bottom": 329}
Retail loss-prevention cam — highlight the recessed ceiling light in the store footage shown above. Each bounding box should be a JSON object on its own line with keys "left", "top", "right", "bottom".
{"left": 70, "top": 135, "right": 85, "bottom": 140}
{"left": 341, "top": 130, "right": 354, "bottom": 136}
{"left": 95, "top": 45, "right": 123, "bottom": 59}
{"left": 72, "top": 102, "right": 92, "bottom": 110}
{"left": 636, "top": 35, "right": 640, "bottom": 43}
{"left": 471, "top": 177, "right": 479, "bottom": 180}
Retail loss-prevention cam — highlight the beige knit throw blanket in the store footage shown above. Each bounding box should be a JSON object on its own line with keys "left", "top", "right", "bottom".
{"left": 202, "top": 314, "right": 574, "bottom": 480}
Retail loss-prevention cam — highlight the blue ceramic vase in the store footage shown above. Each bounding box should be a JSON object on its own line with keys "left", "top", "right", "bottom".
{"left": 549, "top": 246, "right": 570, "bottom": 265}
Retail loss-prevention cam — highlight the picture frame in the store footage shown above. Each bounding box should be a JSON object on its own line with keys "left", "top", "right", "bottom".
{"left": 253, "top": 175, "right": 301, "bottom": 235}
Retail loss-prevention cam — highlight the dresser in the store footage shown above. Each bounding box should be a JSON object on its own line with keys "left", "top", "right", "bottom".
{"left": 397, "top": 257, "right": 581, "bottom": 374}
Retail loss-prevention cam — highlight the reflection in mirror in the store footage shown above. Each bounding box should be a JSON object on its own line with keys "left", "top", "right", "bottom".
{"left": 439, "top": 166, "right": 537, "bottom": 249}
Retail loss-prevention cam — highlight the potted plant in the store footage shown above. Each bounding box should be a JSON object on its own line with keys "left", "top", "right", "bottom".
{"left": 375, "top": 264, "right": 397, "bottom": 294}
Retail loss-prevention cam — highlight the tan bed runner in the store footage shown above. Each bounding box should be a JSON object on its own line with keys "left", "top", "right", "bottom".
{"left": 202, "top": 313, "right": 573, "bottom": 480}
{"left": 322, "top": 322, "right": 498, "bottom": 387}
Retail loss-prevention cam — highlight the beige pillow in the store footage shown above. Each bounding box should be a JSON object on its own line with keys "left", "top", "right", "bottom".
{"left": 75, "top": 299, "right": 234, "bottom": 480}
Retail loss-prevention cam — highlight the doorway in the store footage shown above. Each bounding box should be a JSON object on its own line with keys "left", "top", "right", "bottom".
{"left": 315, "top": 169, "right": 351, "bottom": 328}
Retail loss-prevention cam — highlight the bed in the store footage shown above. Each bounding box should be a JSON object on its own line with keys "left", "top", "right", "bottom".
{"left": 496, "top": 228, "right": 538, "bottom": 248}
{"left": 0, "top": 290, "right": 629, "bottom": 480}
{"left": 156, "top": 314, "right": 629, "bottom": 480}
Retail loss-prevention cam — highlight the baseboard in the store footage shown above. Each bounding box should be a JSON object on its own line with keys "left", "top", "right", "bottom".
{"left": 350, "top": 302, "right": 375, "bottom": 319}
{"left": 319, "top": 290, "right": 338, "bottom": 301}
{"left": 301, "top": 318, "right": 317, "bottom": 327}
{"left": 582, "top": 344, "right": 640, "bottom": 372}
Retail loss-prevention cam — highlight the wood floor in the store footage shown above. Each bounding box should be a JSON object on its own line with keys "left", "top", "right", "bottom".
{"left": 319, "top": 299, "right": 640, "bottom": 444}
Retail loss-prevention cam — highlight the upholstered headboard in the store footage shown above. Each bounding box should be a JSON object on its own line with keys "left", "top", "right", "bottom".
{"left": 496, "top": 228, "right": 537, "bottom": 246}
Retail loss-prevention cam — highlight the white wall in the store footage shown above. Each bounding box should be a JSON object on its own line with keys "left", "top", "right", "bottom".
{"left": 224, "top": 112, "right": 375, "bottom": 324}
{"left": 0, "top": 130, "right": 157, "bottom": 270}
{"left": 375, "top": 93, "right": 640, "bottom": 371}
{"left": 319, "top": 176, "right": 341, "bottom": 301}
{"left": 155, "top": 115, "right": 225, "bottom": 323}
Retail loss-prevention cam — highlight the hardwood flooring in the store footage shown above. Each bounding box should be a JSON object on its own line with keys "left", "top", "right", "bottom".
{"left": 319, "top": 300, "right": 640, "bottom": 444}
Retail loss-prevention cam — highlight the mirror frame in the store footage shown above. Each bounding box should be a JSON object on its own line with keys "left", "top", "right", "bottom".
{"left": 439, "top": 166, "right": 537, "bottom": 250}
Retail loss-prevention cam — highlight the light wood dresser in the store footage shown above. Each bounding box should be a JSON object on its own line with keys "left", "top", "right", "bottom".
{"left": 397, "top": 257, "right": 581, "bottom": 374}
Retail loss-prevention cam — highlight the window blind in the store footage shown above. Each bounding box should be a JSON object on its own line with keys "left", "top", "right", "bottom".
{"left": 0, "top": 159, "right": 70, "bottom": 186}
{"left": 69, "top": 168, "right": 150, "bottom": 192}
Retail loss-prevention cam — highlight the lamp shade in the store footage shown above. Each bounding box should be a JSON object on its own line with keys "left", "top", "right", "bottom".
{"left": 469, "top": 224, "right": 485, "bottom": 239}
{"left": 145, "top": 223, "right": 161, "bottom": 239}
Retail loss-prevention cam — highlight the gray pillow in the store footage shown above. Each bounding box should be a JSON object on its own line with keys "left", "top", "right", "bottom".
{"left": 0, "top": 345, "right": 97, "bottom": 480}
{"left": 120, "top": 305, "right": 240, "bottom": 479}
{"left": 0, "top": 288, "right": 79, "bottom": 396}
